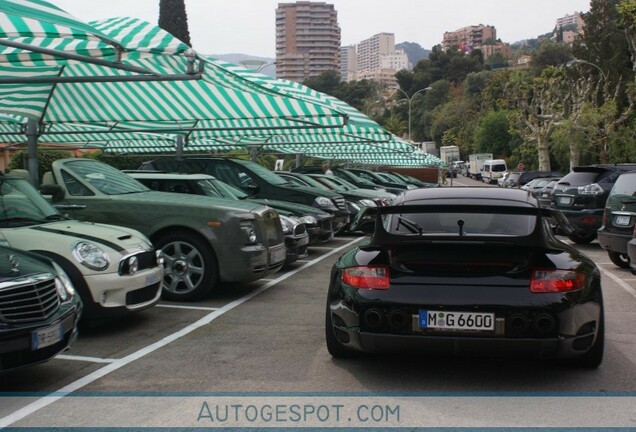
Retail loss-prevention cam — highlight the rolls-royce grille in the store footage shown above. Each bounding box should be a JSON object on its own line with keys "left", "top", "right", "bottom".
{"left": 260, "top": 210, "right": 283, "bottom": 245}
{"left": 333, "top": 197, "right": 346, "bottom": 211}
{"left": 0, "top": 274, "right": 60, "bottom": 324}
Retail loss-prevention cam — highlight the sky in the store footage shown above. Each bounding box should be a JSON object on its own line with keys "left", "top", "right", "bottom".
{"left": 52, "top": 0, "right": 591, "bottom": 58}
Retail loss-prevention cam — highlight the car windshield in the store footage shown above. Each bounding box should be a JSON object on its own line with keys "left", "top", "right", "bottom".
{"left": 236, "top": 160, "right": 288, "bottom": 185}
{"left": 208, "top": 179, "right": 249, "bottom": 199}
{"left": 387, "top": 211, "right": 536, "bottom": 237}
{"left": 62, "top": 160, "right": 149, "bottom": 195}
{"left": 0, "top": 178, "right": 61, "bottom": 226}
{"left": 326, "top": 176, "right": 356, "bottom": 190}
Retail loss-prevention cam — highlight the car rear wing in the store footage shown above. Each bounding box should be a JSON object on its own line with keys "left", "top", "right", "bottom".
{"left": 351, "top": 204, "right": 574, "bottom": 247}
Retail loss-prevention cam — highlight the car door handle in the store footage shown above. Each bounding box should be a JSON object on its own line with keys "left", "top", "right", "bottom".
{"left": 54, "top": 204, "right": 87, "bottom": 210}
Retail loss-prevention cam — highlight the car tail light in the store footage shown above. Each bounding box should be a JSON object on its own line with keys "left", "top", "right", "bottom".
{"left": 342, "top": 266, "right": 390, "bottom": 290}
{"left": 578, "top": 183, "right": 604, "bottom": 195}
{"left": 530, "top": 269, "right": 586, "bottom": 293}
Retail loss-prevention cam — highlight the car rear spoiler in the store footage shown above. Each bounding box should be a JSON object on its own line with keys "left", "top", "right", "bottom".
{"left": 351, "top": 204, "right": 574, "bottom": 247}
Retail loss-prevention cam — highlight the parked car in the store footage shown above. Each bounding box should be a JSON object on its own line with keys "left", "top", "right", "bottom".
{"left": 308, "top": 173, "right": 395, "bottom": 205}
{"left": 139, "top": 158, "right": 349, "bottom": 234}
{"left": 536, "top": 179, "right": 560, "bottom": 208}
{"left": 0, "top": 171, "right": 163, "bottom": 320}
{"left": 551, "top": 164, "right": 636, "bottom": 244}
{"left": 384, "top": 172, "right": 437, "bottom": 188}
{"left": 0, "top": 245, "right": 81, "bottom": 373}
{"left": 275, "top": 171, "right": 377, "bottom": 231}
{"left": 41, "top": 159, "right": 285, "bottom": 301}
{"left": 521, "top": 177, "right": 561, "bottom": 197}
{"left": 504, "top": 171, "right": 562, "bottom": 188}
{"left": 325, "top": 187, "right": 604, "bottom": 368}
{"left": 597, "top": 171, "right": 636, "bottom": 268}
{"left": 127, "top": 171, "right": 310, "bottom": 265}
{"left": 345, "top": 168, "right": 414, "bottom": 194}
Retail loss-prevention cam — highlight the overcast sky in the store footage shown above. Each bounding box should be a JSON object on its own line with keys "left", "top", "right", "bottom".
{"left": 52, "top": 0, "right": 591, "bottom": 57}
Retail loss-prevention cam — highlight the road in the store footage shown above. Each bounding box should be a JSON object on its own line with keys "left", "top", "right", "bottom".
{"left": 1, "top": 178, "right": 635, "bottom": 429}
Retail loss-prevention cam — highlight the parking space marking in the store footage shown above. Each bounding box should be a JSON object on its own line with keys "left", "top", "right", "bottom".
{"left": 600, "top": 267, "right": 636, "bottom": 300}
{"left": 0, "top": 236, "right": 365, "bottom": 429}
{"left": 295, "top": 260, "right": 311, "bottom": 263}
{"left": 308, "top": 246, "right": 337, "bottom": 250}
{"left": 156, "top": 304, "right": 219, "bottom": 312}
{"left": 55, "top": 355, "right": 118, "bottom": 364}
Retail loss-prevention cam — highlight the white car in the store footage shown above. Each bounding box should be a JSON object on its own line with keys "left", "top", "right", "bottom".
{"left": 0, "top": 172, "right": 164, "bottom": 321}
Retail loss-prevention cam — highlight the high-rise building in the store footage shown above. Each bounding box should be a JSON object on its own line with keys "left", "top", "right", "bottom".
{"left": 555, "top": 12, "right": 584, "bottom": 30}
{"left": 342, "top": 33, "right": 408, "bottom": 88}
{"left": 339, "top": 45, "right": 357, "bottom": 82}
{"left": 275, "top": 2, "right": 341, "bottom": 82}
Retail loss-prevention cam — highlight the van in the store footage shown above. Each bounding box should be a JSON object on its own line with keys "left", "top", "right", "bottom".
{"left": 481, "top": 159, "right": 507, "bottom": 184}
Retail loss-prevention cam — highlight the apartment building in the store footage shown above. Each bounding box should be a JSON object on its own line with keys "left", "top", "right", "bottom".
{"left": 339, "top": 45, "right": 357, "bottom": 82}
{"left": 556, "top": 12, "right": 584, "bottom": 30}
{"left": 341, "top": 33, "right": 408, "bottom": 88}
{"left": 275, "top": 2, "right": 341, "bottom": 82}
{"left": 442, "top": 24, "right": 496, "bottom": 50}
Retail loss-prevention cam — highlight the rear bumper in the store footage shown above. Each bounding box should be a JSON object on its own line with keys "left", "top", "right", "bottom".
{"left": 329, "top": 299, "right": 601, "bottom": 360}
{"left": 555, "top": 207, "right": 604, "bottom": 235}
{"left": 218, "top": 243, "right": 285, "bottom": 282}
{"left": 284, "top": 233, "right": 309, "bottom": 264}
{"left": 597, "top": 228, "right": 631, "bottom": 254}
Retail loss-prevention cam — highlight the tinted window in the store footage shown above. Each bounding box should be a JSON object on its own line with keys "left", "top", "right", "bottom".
{"left": 63, "top": 160, "right": 147, "bottom": 195}
{"left": 235, "top": 160, "right": 288, "bottom": 185}
{"left": 558, "top": 171, "right": 601, "bottom": 186}
{"left": 388, "top": 212, "right": 536, "bottom": 237}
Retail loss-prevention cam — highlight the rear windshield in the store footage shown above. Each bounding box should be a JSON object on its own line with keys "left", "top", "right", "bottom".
{"left": 386, "top": 212, "right": 536, "bottom": 237}
{"left": 558, "top": 171, "right": 602, "bottom": 186}
{"left": 610, "top": 173, "right": 636, "bottom": 196}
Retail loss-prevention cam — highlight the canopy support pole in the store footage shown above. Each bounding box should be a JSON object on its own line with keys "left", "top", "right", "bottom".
{"left": 250, "top": 147, "right": 258, "bottom": 163}
{"left": 176, "top": 135, "right": 184, "bottom": 160}
{"left": 295, "top": 154, "right": 302, "bottom": 168}
{"left": 26, "top": 118, "right": 39, "bottom": 186}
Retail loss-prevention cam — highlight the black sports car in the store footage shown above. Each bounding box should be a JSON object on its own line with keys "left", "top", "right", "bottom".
{"left": 325, "top": 187, "right": 604, "bottom": 367}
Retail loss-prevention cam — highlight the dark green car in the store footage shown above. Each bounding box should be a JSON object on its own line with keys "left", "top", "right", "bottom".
{"left": 41, "top": 159, "right": 286, "bottom": 301}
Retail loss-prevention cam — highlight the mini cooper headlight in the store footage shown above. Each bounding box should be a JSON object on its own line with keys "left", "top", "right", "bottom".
{"left": 240, "top": 220, "right": 258, "bottom": 244}
{"left": 52, "top": 261, "right": 75, "bottom": 301}
{"left": 72, "top": 241, "right": 110, "bottom": 271}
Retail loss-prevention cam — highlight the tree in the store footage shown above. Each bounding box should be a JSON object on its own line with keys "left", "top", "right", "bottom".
{"left": 529, "top": 41, "right": 573, "bottom": 75}
{"left": 159, "top": 0, "right": 192, "bottom": 47}
{"left": 473, "top": 110, "right": 519, "bottom": 156}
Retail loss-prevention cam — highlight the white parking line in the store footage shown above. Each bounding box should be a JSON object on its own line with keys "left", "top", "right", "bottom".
{"left": 55, "top": 355, "right": 118, "bottom": 364}
{"left": 155, "top": 304, "right": 219, "bottom": 312}
{"left": 0, "top": 236, "right": 365, "bottom": 429}
{"left": 600, "top": 267, "right": 636, "bottom": 300}
{"left": 308, "top": 246, "right": 337, "bottom": 250}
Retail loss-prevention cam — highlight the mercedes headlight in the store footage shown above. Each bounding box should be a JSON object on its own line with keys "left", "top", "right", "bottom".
{"left": 52, "top": 261, "right": 76, "bottom": 301}
{"left": 71, "top": 241, "right": 110, "bottom": 271}
{"left": 314, "top": 196, "right": 333, "bottom": 208}
{"left": 299, "top": 215, "right": 318, "bottom": 225}
{"left": 358, "top": 199, "right": 377, "bottom": 207}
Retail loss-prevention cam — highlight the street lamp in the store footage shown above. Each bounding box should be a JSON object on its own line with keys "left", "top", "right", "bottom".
{"left": 393, "top": 86, "right": 433, "bottom": 142}
{"left": 566, "top": 58, "right": 607, "bottom": 80}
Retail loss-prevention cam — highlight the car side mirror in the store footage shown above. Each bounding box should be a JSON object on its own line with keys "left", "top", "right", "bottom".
{"left": 40, "top": 184, "right": 65, "bottom": 203}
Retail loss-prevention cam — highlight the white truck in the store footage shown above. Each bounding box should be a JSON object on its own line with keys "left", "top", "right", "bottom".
{"left": 439, "top": 145, "right": 460, "bottom": 166}
{"left": 468, "top": 153, "right": 493, "bottom": 180}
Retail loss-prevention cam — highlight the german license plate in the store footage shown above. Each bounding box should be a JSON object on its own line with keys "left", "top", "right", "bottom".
{"left": 614, "top": 215, "right": 631, "bottom": 226}
{"left": 419, "top": 310, "right": 495, "bottom": 331}
{"left": 270, "top": 248, "right": 286, "bottom": 263}
{"left": 558, "top": 196, "right": 573, "bottom": 206}
{"left": 31, "top": 322, "right": 64, "bottom": 350}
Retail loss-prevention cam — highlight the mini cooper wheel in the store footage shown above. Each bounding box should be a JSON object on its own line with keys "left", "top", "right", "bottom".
{"left": 608, "top": 251, "right": 631, "bottom": 269}
{"left": 156, "top": 231, "right": 218, "bottom": 301}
